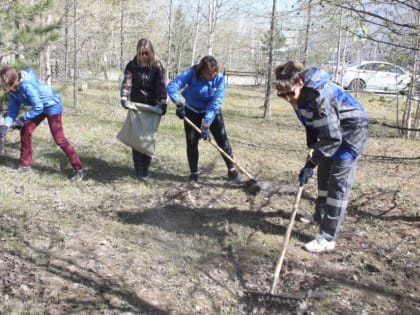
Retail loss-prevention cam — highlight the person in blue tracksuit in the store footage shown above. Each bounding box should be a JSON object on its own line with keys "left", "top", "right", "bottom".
{"left": 0, "top": 66, "right": 85, "bottom": 181}
{"left": 274, "top": 61, "right": 369, "bottom": 253}
{"left": 167, "top": 55, "right": 242, "bottom": 184}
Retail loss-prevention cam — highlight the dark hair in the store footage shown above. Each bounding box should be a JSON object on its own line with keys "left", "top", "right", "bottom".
{"left": 193, "top": 55, "right": 219, "bottom": 77}
{"left": 274, "top": 61, "right": 304, "bottom": 91}
{"left": 0, "top": 66, "right": 19, "bottom": 89}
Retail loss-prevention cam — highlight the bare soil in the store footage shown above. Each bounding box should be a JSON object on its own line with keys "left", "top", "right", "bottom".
{"left": 0, "top": 85, "right": 418, "bottom": 314}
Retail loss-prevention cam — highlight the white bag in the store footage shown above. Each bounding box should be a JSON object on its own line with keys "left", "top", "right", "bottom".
{"left": 117, "top": 102, "right": 162, "bottom": 157}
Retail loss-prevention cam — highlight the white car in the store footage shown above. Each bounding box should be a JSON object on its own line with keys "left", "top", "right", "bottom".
{"left": 335, "top": 61, "right": 412, "bottom": 94}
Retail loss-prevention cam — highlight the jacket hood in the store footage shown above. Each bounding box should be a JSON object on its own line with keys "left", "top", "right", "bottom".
{"left": 20, "top": 67, "right": 38, "bottom": 82}
{"left": 303, "top": 67, "right": 331, "bottom": 90}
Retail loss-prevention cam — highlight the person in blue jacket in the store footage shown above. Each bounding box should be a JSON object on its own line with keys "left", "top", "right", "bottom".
{"left": 0, "top": 66, "right": 85, "bottom": 181}
{"left": 167, "top": 55, "right": 242, "bottom": 184}
{"left": 274, "top": 61, "right": 369, "bottom": 253}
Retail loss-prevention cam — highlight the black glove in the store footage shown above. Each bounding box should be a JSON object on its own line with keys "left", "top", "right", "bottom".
{"left": 201, "top": 123, "right": 210, "bottom": 141}
{"left": 0, "top": 125, "right": 9, "bottom": 138}
{"left": 13, "top": 117, "right": 25, "bottom": 130}
{"left": 121, "top": 99, "right": 128, "bottom": 109}
{"left": 175, "top": 103, "right": 185, "bottom": 119}
{"left": 160, "top": 102, "right": 167, "bottom": 116}
{"left": 299, "top": 160, "right": 316, "bottom": 186}
{"left": 306, "top": 132, "right": 318, "bottom": 148}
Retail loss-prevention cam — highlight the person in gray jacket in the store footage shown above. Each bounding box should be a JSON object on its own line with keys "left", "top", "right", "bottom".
{"left": 274, "top": 61, "right": 369, "bottom": 253}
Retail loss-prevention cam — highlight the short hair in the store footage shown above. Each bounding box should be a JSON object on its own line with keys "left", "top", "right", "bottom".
{"left": 193, "top": 55, "right": 219, "bottom": 77}
{"left": 274, "top": 61, "right": 304, "bottom": 91}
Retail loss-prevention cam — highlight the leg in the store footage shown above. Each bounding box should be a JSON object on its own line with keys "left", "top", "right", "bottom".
{"left": 320, "top": 158, "right": 359, "bottom": 241}
{"left": 141, "top": 153, "right": 152, "bottom": 177}
{"left": 20, "top": 114, "right": 46, "bottom": 167}
{"left": 209, "top": 112, "right": 235, "bottom": 170}
{"left": 184, "top": 108, "right": 202, "bottom": 175}
{"left": 132, "top": 149, "right": 143, "bottom": 178}
{"left": 314, "top": 157, "right": 331, "bottom": 222}
{"left": 47, "top": 113, "right": 83, "bottom": 171}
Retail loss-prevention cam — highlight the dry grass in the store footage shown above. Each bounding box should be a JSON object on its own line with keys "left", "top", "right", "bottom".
{"left": 0, "top": 82, "right": 418, "bottom": 314}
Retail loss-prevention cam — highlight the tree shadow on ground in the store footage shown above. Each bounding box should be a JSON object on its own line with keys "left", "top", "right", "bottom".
{"left": 1, "top": 245, "right": 169, "bottom": 315}
{"left": 348, "top": 188, "right": 419, "bottom": 222}
{"left": 362, "top": 153, "right": 420, "bottom": 165}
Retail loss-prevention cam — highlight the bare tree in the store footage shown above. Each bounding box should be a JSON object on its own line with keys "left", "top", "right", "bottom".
{"left": 73, "top": 0, "right": 79, "bottom": 108}
{"left": 165, "top": 0, "right": 174, "bottom": 77}
{"left": 302, "top": 0, "right": 312, "bottom": 66}
{"left": 263, "top": 0, "right": 276, "bottom": 119}
{"left": 191, "top": 0, "right": 202, "bottom": 65}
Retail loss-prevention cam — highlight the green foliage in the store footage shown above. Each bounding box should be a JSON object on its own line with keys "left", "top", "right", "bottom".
{"left": 261, "top": 25, "right": 286, "bottom": 52}
{"left": 0, "top": 0, "right": 61, "bottom": 64}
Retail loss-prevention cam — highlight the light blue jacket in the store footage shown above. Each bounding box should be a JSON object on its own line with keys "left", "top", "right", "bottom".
{"left": 4, "top": 67, "right": 62, "bottom": 126}
{"left": 167, "top": 67, "right": 225, "bottom": 125}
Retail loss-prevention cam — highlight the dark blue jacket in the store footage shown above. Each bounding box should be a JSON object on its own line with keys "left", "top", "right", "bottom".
{"left": 296, "top": 67, "right": 369, "bottom": 163}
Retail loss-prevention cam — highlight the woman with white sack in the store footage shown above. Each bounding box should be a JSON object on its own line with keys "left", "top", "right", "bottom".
{"left": 118, "top": 38, "right": 167, "bottom": 180}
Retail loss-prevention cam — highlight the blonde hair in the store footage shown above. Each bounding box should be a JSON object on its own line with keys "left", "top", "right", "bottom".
{"left": 274, "top": 61, "right": 304, "bottom": 91}
{"left": 136, "top": 38, "right": 162, "bottom": 70}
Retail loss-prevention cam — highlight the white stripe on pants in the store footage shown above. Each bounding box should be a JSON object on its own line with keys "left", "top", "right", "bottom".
{"left": 316, "top": 157, "right": 359, "bottom": 241}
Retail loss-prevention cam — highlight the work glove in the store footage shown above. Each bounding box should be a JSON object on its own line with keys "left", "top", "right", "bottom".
{"left": 299, "top": 160, "right": 316, "bottom": 186}
{"left": 0, "top": 125, "right": 9, "bottom": 138}
{"left": 13, "top": 117, "right": 25, "bottom": 130}
{"left": 120, "top": 98, "right": 128, "bottom": 109}
{"left": 306, "top": 132, "right": 318, "bottom": 148}
{"left": 159, "top": 102, "right": 167, "bottom": 116}
{"left": 175, "top": 103, "right": 185, "bottom": 119}
{"left": 200, "top": 122, "right": 211, "bottom": 141}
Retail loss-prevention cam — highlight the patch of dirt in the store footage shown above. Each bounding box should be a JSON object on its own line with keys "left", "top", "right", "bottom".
{"left": 0, "top": 109, "right": 419, "bottom": 314}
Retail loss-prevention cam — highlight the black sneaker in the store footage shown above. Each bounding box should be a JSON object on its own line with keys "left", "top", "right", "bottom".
{"left": 189, "top": 173, "right": 198, "bottom": 182}
{"left": 227, "top": 169, "right": 243, "bottom": 184}
{"left": 70, "top": 169, "right": 86, "bottom": 182}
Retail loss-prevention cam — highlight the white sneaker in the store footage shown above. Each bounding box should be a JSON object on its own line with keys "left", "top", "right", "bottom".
{"left": 300, "top": 215, "right": 315, "bottom": 224}
{"left": 304, "top": 235, "right": 336, "bottom": 253}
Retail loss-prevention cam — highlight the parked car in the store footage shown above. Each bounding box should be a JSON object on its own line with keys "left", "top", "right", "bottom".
{"left": 321, "top": 60, "right": 355, "bottom": 74}
{"left": 335, "top": 61, "right": 412, "bottom": 94}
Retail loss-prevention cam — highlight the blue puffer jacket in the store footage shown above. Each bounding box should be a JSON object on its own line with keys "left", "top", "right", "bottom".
{"left": 167, "top": 67, "right": 225, "bottom": 125}
{"left": 295, "top": 67, "right": 369, "bottom": 163}
{"left": 4, "top": 67, "right": 62, "bottom": 126}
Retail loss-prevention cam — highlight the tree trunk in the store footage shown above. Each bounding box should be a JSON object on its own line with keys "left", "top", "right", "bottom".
{"left": 333, "top": 7, "right": 344, "bottom": 83}
{"left": 73, "top": 0, "right": 79, "bottom": 108}
{"left": 207, "top": 0, "right": 217, "bottom": 55}
{"left": 64, "top": 0, "right": 71, "bottom": 80}
{"left": 45, "top": 14, "right": 52, "bottom": 86}
{"left": 302, "top": 0, "right": 312, "bottom": 67}
{"left": 119, "top": 0, "right": 124, "bottom": 72}
{"left": 166, "top": 0, "right": 173, "bottom": 78}
{"left": 263, "top": 0, "right": 276, "bottom": 119}
{"left": 191, "top": 0, "right": 201, "bottom": 65}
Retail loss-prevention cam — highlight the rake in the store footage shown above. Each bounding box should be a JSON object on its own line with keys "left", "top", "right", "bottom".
{"left": 183, "top": 116, "right": 261, "bottom": 195}
{"left": 244, "top": 184, "right": 306, "bottom": 301}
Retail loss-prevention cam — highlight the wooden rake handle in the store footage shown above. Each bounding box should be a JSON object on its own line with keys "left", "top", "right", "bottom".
{"left": 183, "top": 116, "right": 255, "bottom": 181}
{"left": 270, "top": 185, "right": 304, "bottom": 294}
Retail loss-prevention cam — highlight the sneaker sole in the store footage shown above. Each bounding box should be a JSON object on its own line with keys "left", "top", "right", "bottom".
{"left": 303, "top": 242, "right": 336, "bottom": 253}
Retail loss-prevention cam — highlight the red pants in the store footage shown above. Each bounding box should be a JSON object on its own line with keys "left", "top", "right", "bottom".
{"left": 20, "top": 113, "right": 83, "bottom": 171}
